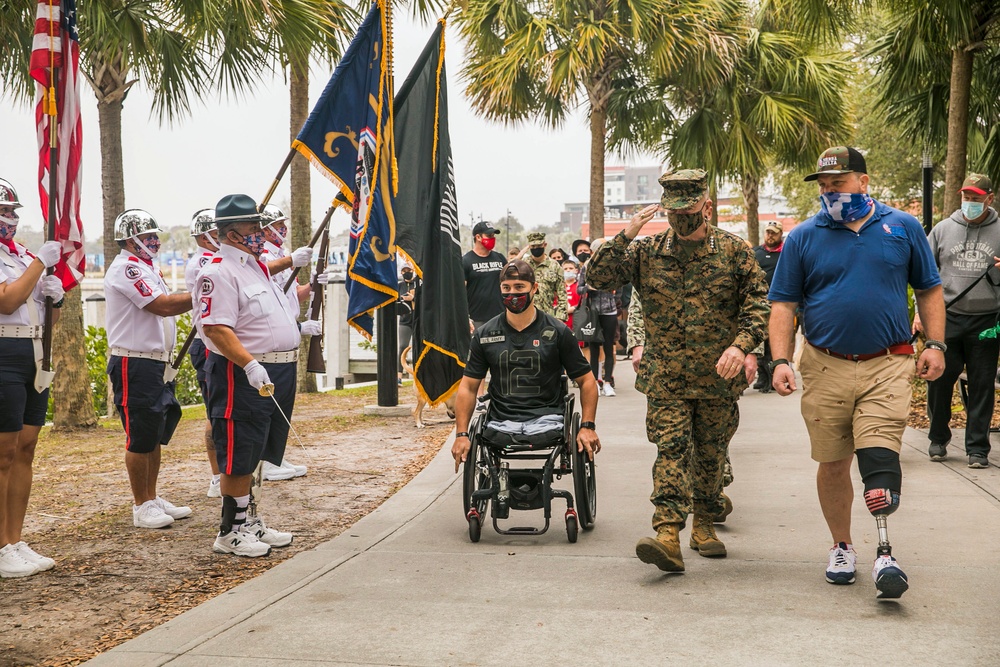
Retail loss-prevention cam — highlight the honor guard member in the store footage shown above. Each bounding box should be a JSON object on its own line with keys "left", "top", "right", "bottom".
{"left": 196, "top": 194, "right": 318, "bottom": 557}
{"left": 523, "top": 232, "right": 568, "bottom": 321}
{"left": 587, "top": 169, "right": 769, "bottom": 573}
{"left": 0, "top": 178, "right": 63, "bottom": 578}
{"left": 256, "top": 204, "right": 310, "bottom": 481}
{"left": 105, "top": 209, "right": 194, "bottom": 530}
{"left": 186, "top": 209, "right": 223, "bottom": 498}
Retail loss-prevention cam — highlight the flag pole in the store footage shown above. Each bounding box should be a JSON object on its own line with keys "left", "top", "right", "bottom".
{"left": 258, "top": 147, "right": 297, "bottom": 212}
{"left": 41, "top": 0, "right": 59, "bottom": 374}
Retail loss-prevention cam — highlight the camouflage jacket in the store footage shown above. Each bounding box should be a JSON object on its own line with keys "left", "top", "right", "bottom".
{"left": 529, "top": 256, "right": 568, "bottom": 320}
{"left": 588, "top": 228, "right": 770, "bottom": 398}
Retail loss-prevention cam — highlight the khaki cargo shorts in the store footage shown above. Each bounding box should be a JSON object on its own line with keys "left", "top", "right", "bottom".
{"left": 799, "top": 343, "right": 914, "bottom": 462}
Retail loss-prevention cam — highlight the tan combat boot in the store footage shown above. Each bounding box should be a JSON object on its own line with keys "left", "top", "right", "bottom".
{"left": 635, "top": 524, "right": 685, "bottom": 572}
{"left": 713, "top": 493, "right": 734, "bottom": 524}
{"left": 689, "top": 514, "right": 727, "bottom": 557}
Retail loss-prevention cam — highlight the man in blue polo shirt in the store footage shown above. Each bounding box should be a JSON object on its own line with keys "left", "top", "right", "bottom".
{"left": 768, "top": 146, "right": 946, "bottom": 600}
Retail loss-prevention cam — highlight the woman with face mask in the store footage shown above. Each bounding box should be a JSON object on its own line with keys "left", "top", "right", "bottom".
{"left": 575, "top": 239, "right": 621, "bottom": 396}
{"left": 0, "top": 179, "right": 65, "bottom": 578}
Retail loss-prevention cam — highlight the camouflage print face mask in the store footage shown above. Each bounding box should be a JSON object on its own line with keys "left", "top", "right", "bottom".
{"left": 668, "top": 210, "right": 704, "bottom": 237}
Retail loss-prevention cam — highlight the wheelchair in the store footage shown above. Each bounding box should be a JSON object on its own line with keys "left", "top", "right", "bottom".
{"left": 462, "top": 380, "right": 597, "bottom": 543}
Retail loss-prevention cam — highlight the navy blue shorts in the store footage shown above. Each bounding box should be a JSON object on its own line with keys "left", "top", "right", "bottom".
{"left": 0, "top": 338, "right": 49, "bottom": 432}
{"left": 107, "top": 355, "right": 181, "bottom": 453}
{"left": 189, "top": 337, "right": 210, "bottom": 402}
{"left": 204, "top": 352, "right": 296, "bottom": 476}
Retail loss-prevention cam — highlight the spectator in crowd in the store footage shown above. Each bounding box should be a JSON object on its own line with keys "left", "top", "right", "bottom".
{"left": 578, "top": 239, "right": 620, "bottom": 396}
{"left": 562, "top": 258, "right": 581, "bottom": 330}
{"left": 752, "top": 221, "right": 784, "bottom": 392}
{"left": 462, "top": 221, "right": 507, "bottom": 331}
{"left": 397, "top": 262, "right": 420, "bottom": 383}
{"left": 917, "top": 173, "right": 1000, "bottom": 469}
{"left": 549, "top": 247, "right": 567, "bottom": 263}
{"left": 572, "top": 239, "right": 591, "bottom": 265}
{"left": 506, "top": 246, "right": 521, "bottom": 261}
{"left": 524, "top": 232, "right": 568, "bottom": 321}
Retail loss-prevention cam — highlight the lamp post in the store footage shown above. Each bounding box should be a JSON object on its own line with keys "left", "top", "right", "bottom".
{"left": 505, "top": 208, "right": 510, "bottom": 254}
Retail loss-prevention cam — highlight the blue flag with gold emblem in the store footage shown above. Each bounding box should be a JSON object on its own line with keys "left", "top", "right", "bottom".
{"left": 291, "top": 0, "right": 397, "bottom": 337}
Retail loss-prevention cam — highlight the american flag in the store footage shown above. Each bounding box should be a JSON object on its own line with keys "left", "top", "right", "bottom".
{"left": 29, "top": 0, "right": 85, "bottom": 290}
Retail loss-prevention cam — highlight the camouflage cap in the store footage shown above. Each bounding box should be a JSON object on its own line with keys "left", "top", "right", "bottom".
{"left": 961, "top": 173, "right": 993, "bottom": 195}
{"left": 526, "top": 231, "right": 547, "bottom": 246}
{"left": 803, "top": 146, "right": 867, "bottom": 182}
{"left": 658, "top": 169, "right": 708, "bottom": 210}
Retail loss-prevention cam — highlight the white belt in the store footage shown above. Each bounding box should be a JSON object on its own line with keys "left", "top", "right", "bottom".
{"left": 253, "top": 350, "right": 298, "bottom": 364}
{"left": 0, "top": 324, "right": 43, "bottom": 339}
{"left": 111, "top": 346, "right": 173, "bottom": 363}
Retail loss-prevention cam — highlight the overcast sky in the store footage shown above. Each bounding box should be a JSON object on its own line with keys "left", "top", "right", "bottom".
{"left": 1, "top": 14, "right": 658, "bottom": 245}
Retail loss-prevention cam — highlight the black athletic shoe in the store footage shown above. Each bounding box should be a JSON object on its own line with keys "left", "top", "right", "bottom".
{"left": 928, "top": 442, "right": 948, "bottom": 462}
{"left": 968, "top": 453, "right": 989, "bottom": 469}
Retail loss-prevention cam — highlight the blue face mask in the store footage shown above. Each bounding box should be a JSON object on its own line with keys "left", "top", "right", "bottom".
{"left": 962, "top": 201, "right": 985, "bottom": 220}
{"left": 819, "top": 192, "right": 873, "bottom": 223}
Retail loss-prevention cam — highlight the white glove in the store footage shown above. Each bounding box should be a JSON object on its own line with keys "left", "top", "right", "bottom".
{"left": 300, "top": 319, "right": 322, "bottom": 336}
{"left": 290, "top": 246, "right": 313, "bottom": 267}
{"left": 35, "top": 241, "right": 61, "bottom": 269}
{"left": 316, "top": 270, "right": 333, "bottom": 285}
{"left": 40, "top": 275, "right": 65, "bottom": 302}
{"left": 243, "top": 359, "right": 271, "bottom": 390}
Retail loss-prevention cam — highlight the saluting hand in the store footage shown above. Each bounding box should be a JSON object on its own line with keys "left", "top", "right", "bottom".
{"left": 624, "top": 204, "right": 660, "bottom": 240}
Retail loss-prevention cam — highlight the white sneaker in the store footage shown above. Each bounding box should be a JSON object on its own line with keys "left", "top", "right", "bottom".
{"left": 207, "top": 477, "right": 221, "bottom": 498}
{"left": 213, "top": 526, "right": 272, "bottom": 557}
{"left": 262, "top": 460, "right": 297, "bottom": 481}
{"left": 155, "top": 496, "right": 192, "bottom": 520}
{"left": 14, "top": 542, "right": 54, "bottom": 572}
{"left": 133, "top": 500, "right": 174, "bottom": 529}
{"left": 872, "top": 554, "right": 909, "bottom": 599}
{"left": 0, "top": 543, "right": 38, "bottom": 578}
{"left": 244, "top": 516, "right": 293, "bottom": 547}
{"left": 825, "top": 542, "right": 856, "bottom": 585}
{"left": 281, "top": 459, "right": 307, "bottom": 477}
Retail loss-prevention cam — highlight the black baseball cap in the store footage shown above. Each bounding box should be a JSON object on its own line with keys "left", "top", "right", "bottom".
{"left": 499, "top": 259, "right": 535, "bottom": 284}
{"left": 803, "top": 146, "right": 867, "bottom": 182}
{"left": 571, "top": 239, "right": 591, "bottom": 256}
{"left": 472, "top": 221, "right": 500, "bottom": 236}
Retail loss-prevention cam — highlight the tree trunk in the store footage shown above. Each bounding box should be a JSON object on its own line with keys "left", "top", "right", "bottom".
{"left": 52, "top": 290, "right": 97, "bottom": 429}
{"left": 943, "top": 47, "right": 974, "bottom": 215}
{"left": 588, "top": 104, "right": 607, "bottom": 240}
{"left": 742, "top": 172, "right": 760, "bottom": 247}
{"left": 290, "top": 53, "right": 317, "bottom": 393}
{"left": 97, "top": 98, "right": 125, "bottom": 267}
{"left": 710, "top": 179, "right": 719, "bottom": 227}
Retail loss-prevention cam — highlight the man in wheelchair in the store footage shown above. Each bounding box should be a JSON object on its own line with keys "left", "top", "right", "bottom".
{"left": 451, "top": 260, "right": 601, "bottom": 540}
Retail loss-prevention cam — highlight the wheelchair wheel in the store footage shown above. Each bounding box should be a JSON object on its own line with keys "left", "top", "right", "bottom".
{"left": 571, "top": 414, "right": 598, "bottom": 530}
{"left": 462, "top": 430, "right": 490, "bottom": 526}
{"left": 565, "top": 511, "right": 578, "bottom": 543}
{"left": 468, "top": 515, "right": 482, "bottom": 543}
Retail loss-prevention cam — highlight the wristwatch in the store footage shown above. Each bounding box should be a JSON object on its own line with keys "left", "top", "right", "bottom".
{"left": 924, "top": 340, "right": 948, "bottom": 353}
{"left": 768, "top": 358, "right": 790, "bottom": 373}
{"left": 455, "top": 431, "right": 470, "bottom": 439}
{"left": 580, "top": 421, "right": 597, "bottom": 431}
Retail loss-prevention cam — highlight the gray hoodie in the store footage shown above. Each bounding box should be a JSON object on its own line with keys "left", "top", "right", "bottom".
{"left": 927, "top": 207, "right": 1000, "bottom": 315}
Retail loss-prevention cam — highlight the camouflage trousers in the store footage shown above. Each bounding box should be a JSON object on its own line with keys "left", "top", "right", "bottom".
{"left": 646, "top": 396, "right": 739, "bottom": 530}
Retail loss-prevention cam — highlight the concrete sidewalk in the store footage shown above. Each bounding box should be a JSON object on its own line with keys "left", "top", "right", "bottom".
{"left": 89, "top": 364, "right": 1000, "bottom": 666}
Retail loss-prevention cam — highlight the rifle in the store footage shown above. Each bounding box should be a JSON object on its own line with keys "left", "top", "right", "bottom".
{"left": 306, "top": 226, "right": 330, "bottom": 373}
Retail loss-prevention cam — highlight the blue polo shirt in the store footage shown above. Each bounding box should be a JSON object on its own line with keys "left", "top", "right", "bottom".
{"left": 768, "top": 200, "right": 940, "bottom": 355}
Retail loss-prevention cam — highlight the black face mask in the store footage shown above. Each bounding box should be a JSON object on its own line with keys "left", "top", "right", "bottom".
{"left": 576, "top": 251, "right": 591, "bottom": 263}
{"left": 401, "top": 271, "right": 414, "bottom": 282}
{"left": 530, "top": 247, "right": 545, "bottom": 258}
{"left": 502, "top": 291, "right": 533, "bottom": 314}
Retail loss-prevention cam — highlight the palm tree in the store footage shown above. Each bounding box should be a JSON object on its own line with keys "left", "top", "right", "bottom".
{"left": 623, "top": 1, "right": 852, "bottom": 246}
{"left": 867, "top": 0, "right": 1000, "bottom": 215}
{"left": 458, "top": 0, "right": 743, "bottom": 239}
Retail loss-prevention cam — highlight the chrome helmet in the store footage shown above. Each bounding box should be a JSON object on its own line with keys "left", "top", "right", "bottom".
{"left": 114, "top": 209, "right": 164, "bottom": 241}
{"left": 0, "top": 179, "right": 22, "bottom": 209}
{"left": 190, "top": 208, "right": 216, "bottom": 236}
{"left": 259, "top": 204, "right": 288, "bottom": 228}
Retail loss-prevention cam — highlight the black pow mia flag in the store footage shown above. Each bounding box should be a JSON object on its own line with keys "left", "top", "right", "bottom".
{"left": 393, "top": 21, "right": 469, "bottom": 405}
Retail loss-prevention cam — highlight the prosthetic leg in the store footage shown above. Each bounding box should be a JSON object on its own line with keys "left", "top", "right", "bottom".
{"left": 857, "top": 447, "right": 909, "bottom": 598}
{"left": 247, "top": 460, "right": 293, "bottom": 547}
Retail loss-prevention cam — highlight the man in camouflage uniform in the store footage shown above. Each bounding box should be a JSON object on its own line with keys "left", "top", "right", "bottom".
{"left": 524, "top": 232, "right": 568, "bottom": 321}
{"left": 587, "top": 169, "right": 769, "bottom": 573}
